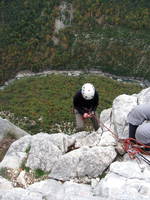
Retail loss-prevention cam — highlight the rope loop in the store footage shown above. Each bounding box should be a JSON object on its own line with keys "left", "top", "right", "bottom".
{"left": 121, "top": 138, "right": 150, "bottom": 157}
{"left": 99, "top": 119, "right": 150, "bottom": 162}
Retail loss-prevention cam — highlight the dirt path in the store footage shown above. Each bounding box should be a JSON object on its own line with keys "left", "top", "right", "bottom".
{"left": 1, "top": 69, "right": 149, "bottom": 91}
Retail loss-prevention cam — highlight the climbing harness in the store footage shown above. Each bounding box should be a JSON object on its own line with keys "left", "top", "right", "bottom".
{"left": 99, "top": 119, "right": 150, "bottom": 166}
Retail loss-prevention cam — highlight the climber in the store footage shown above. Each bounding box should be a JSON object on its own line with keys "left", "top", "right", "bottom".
{"left": 127, "top": 103, "right": 150, "bottom": 148}
{"left": 73, "top": 83, "right": 100, "bottom": 132}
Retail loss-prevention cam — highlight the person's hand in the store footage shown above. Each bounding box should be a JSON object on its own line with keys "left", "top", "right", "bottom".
{"left": 89, "top": 111, "right": 95, "bottom": 115}
{"left": 83, "top": 113, "right": 91, "bottom": 119}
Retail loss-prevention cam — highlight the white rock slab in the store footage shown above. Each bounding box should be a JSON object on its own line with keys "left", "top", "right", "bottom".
{"left": 49, "top": 146, "right": 117, "bottom": 181}
{"left": 0, "top": 135, "right": 31, "bottom": 169}
{"left": 0, "top": 176, "right": 13, "bottom": 190}
{"left": 112, "top": 94, "right": 137, "bottom": 138}
{"left": 0, "top": 117, "right": 28, "bottom": 141}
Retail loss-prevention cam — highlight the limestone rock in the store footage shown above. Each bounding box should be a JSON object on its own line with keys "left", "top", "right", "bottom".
{"left": 0, "top": 117, "right": 28, "bottom": 142}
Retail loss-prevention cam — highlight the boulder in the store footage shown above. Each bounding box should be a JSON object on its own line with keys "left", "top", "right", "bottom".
{"left": 0, "top": 117, "right": 28, "bottom": 142}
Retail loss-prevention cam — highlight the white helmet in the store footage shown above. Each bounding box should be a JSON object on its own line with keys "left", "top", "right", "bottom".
{"left": 81, "top": 83, "right": 95, "bottom": 100}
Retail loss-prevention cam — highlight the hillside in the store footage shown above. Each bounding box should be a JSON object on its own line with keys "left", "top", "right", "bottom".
{"left": 0, "top": 0, "right": 150, "bottom": 85}
{"left": 0, "top": 74, "right": 141, "bottom": 134}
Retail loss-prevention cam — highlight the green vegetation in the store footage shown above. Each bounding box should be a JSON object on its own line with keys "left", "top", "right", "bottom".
{"left": 25, "top": 146, "right": 31, "bottom": 153}
{"left": 20, "top": 161, "right": 30, "bottom": 173}
{"left": 99, "top": 171, "right": 107, "bottom": 179}
{"left": 0, "top": 74, "right": 141, "bottom": 134}
{"left": 0, "top": 168, "right": 11, "bottom": 180}
{"left": 34, "top": 168, "right": 48, "bottom": 178}
{"left": 24, "top": 167, "right": 30, "bottom": 173}
{"left": 0, "top": 0, "right": 150, "bottom": 85}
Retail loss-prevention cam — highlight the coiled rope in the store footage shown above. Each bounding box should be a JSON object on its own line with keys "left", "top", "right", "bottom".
{"left": 97, "top": 117, "right": 150, "bottom": 165}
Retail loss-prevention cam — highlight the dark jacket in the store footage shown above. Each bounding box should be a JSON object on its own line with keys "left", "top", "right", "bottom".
{"left": 73, "top": 89, "right": 99, "bottom": 115}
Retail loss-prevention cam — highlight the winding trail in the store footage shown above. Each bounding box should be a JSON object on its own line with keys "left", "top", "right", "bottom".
{"left": 0, "top": 69, "right": 150, "bottom": 90}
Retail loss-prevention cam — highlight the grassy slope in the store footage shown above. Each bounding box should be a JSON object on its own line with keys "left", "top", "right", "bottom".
{"left": 0, "top": 74, "right": 142, "bottom": 134}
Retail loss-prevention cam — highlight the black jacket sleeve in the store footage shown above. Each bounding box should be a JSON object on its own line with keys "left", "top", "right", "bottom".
{"left": 92, "top": 91, "right": 99, "bottom": 111}
{"left": 73, "top": 91, "right": 85, "bottom": 115}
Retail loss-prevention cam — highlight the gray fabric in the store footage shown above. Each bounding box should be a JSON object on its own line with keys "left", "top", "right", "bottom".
{"left": 127, "top": 104, "right": 150, "bottom": 126}
{"left": 136, "top": 123, "right": 150, "bottom": 144}
{"left": 74, "top": 109, "right": 84, "bottom": 131}
{"left": 90, "top": 112, "right": 100, "bottom": 131}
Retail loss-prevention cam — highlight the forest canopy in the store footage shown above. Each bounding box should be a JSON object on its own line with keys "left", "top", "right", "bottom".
{"left": 0, "top": 0, "right": 150, "bottom": 84}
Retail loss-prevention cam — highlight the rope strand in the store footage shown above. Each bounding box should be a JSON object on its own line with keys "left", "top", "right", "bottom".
{"left": 98, "top": 118, "right": 150, "bottom": 165}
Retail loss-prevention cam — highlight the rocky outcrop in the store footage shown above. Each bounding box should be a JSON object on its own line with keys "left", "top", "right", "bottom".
{"left": 0, "top": 117, "right": 28, "bottom": 141}
{"left": 0, "top": 87, "right": 150, "bottom": 200}
{"left": 0, "top": 132, "right": 116, "bottom": 180}
{"left": 94, "top": 155, "right": 150, "bottom": 200}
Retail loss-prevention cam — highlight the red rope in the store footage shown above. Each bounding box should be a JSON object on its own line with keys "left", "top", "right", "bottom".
{"left": 99, "top": 119, "right": 150, "bottom": 157}
{"left": 74, "top": 111, "right": 150, "bottom": 159}
{"left": 122, "top": 138, "right": 142, "bottom": 158}
{"left": 122, "top": 138, "right": 150, "bottom": 157}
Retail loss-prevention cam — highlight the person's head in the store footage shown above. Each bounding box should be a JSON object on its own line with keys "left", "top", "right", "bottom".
{"left": 81, "top": 83, "right": 95, "bottom": 100}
